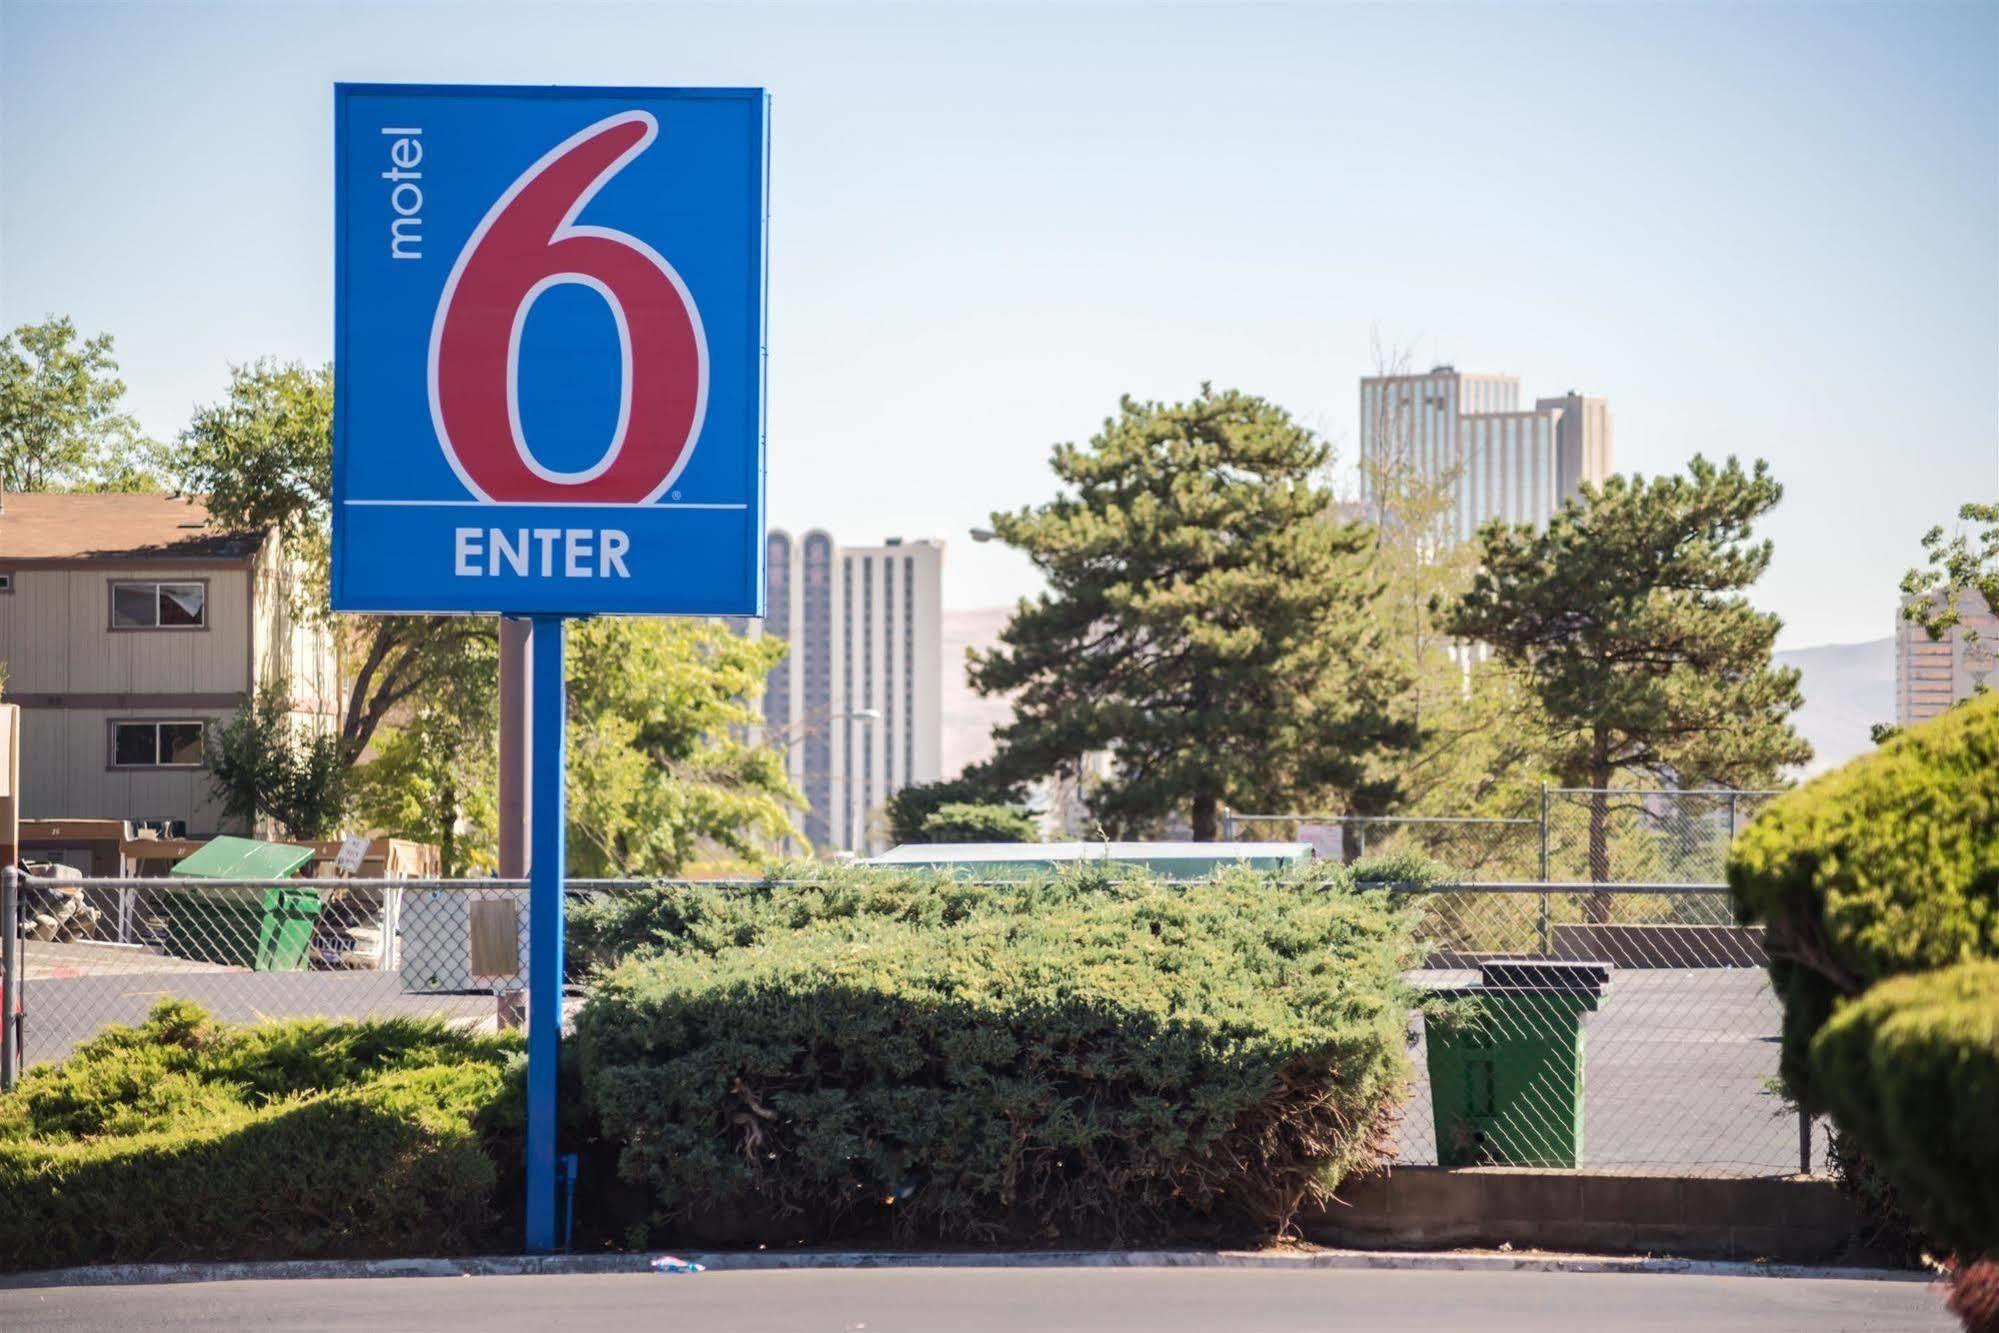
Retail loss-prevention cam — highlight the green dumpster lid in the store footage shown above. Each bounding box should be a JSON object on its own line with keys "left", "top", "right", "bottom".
{"left": 169, "top": 835, "right": 316, "bottom": 880}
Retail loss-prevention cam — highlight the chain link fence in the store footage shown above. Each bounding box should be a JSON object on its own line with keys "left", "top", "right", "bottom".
{"left": 1, "top": 868, "right": 1816, "bottom": 1179}
{"left": 1224, "top": 786, "right": 1781, "bottom": 887}
{"left": 1393, "top": 884, "right": 1818, "bottom": 1177}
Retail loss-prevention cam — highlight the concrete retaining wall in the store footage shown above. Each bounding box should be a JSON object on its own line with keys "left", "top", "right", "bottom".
{"left": 1304, "top": 1167, "right": 1867, "bottom": 1263}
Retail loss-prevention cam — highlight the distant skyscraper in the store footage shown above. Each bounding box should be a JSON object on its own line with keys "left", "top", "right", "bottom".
{"left": 1359, "top": 367, "right": 1613, "bottom": 544}
{"left": 1895, "top": 590, "right": 1999, "bottom": 727}
{"left": 760, "top": 530, "right": 944, "bottom": 854}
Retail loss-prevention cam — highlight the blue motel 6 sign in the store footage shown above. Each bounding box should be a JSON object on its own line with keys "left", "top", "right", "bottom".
{"left": 332, "top": 84, "right": 768, "bottom": 616}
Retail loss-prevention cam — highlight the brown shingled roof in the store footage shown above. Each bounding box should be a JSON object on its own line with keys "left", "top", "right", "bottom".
{"left": 0, "top": 493, "right": 267, "bottom": 562}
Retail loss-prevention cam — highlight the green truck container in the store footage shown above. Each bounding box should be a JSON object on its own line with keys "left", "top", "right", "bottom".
{"left": 1423, "top": 959, "right": 1612, "bottom": 1169}
{"left": 164, "top": 836, "right": 320, "bottom": 971}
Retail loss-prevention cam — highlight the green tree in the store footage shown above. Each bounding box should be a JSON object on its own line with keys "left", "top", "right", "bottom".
{"left": 564, "top": 618, "right": 802, "bottom": 876}
{"left": 972, "top": 385, "right": 1414, "bottom": 840}
{"left": 1447, "top": 456, "right": 1809, "bottom": 908}
{"left": 174, "top": 362, "right": 495, "bottom": 764}
{"left": 1352, "top": 390, "right": 1553, "bottom": 826}
{"left": 348, "top": 706, "right": 498, "bottom": 877}
{"left": 1900, "top": 499, "right": 1998, "bottom": 643}
{"left": 919, "top": 802, "right": 1040, "bottom": 844}
{"left": 207, "top": 680, "right": 351, "bottom": 840}
{"left": 0, "top": 316, "right": 151, "bottom": 491}
{"left": 884, "top": 773, "right": 1027, "bottom": 846}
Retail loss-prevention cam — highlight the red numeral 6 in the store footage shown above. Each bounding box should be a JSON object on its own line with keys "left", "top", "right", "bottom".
{"left": 430, "top": 111, "right": 707, "bottom": 503}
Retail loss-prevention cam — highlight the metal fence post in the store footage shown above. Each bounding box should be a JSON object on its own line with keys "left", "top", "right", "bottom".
{"left": 1799, "top": 1110, "right": 1813, "bottom": 1176}
{"left": 1, "top": 866, "right": 18, "bottom": 1090}
{"left": 1536, "top": 784, "right": 1551, "bottom": 955}
{"left": 1221, "top": 807, "right": 1233, "bottom": 842}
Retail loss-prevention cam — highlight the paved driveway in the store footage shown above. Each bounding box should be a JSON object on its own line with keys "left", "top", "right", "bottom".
{"left": 0, "top": 1268, "right": 1949, "bottom": 1333}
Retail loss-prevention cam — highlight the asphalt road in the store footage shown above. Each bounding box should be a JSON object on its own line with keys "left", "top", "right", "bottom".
{"left": 0, "top": 1269, "right": 1949, "bottom": 1333}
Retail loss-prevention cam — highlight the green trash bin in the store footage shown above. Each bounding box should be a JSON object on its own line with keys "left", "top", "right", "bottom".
{"left": 162, "top": 884, "right": 266, "bottom": 968}
{"left": 161, "top": 884, "right": 323, "bottom": 971}
{"left": 163, "top": 836, "right": 321, "bottom": 971}
{"left": 1423, "top": 959, "right": 1611, "bottom": 1169}
{"left": 254, "top": 886, "right": 325, "bottom": 971}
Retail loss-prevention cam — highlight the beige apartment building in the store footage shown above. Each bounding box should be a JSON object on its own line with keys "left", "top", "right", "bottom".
{"left": 0, "top": 493, "right": 338, "bottom": 836}
{"left": 1895, "top": 588, "right": 1999, "bottom": 727}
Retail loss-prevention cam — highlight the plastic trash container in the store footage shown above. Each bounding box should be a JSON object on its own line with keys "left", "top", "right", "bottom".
{"left": 162, "top": 884, "right": 323, "bottom": 971}
{"left": 162, "top": 836, "right": 321, "bottom": 970}
{"left": 162, "top": 884, "right": 266, "bottom": 968}
{"left": 254, "top": 886, "right": 325, "bottom": 972}
{"left": 1423, "top": 959, "right": 1612, "bottom": 1169}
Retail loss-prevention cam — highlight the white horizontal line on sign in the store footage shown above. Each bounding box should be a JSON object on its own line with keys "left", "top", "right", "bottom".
{"left": 343, "top": 499, "right": 749, "bottom": 510}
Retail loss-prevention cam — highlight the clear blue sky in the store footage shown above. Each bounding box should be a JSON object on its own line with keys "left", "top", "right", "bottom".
{"left": 3, "top": 1, "right": 1994, "bottom": 647}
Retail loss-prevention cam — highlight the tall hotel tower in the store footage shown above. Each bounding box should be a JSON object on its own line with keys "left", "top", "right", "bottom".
{"left": 1358, "top": 366, "right": 1613, "bottom": 544}
{"left": 759, "top": 530, "right": 944, "bottom": 854}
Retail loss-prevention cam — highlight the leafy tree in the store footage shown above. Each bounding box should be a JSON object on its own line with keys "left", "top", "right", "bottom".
{"left": 349, "top": 706, "right": 498, "bottom": 877}
{"left": 919, "top": 802, "right": 1039, "bottom": 844}
{"left": 1900, "top": 499, "right": 1998, "bottom": 643}
{"left": 884, "top": 773, "right": 1026, "bottom": 846}
{"left": 1447, "top": 456, "right": 1809, "bottom": 908}
{"left": 174, "top": 362, "right": 494, "bottom": 764}
{"left": 564, "top": 618, "right": 801, "bottom": 876}
{"left": 0, "top": 316, "right": 152, "bottom": 491}
{"left": 972, "top": 386, "right": 1414, "bottom": 841}
{"left": 1352, "top": 393, "right": 1553, "bottom": 825}
{"left": 207, "top": 680, "right": 351, "bottom": 840}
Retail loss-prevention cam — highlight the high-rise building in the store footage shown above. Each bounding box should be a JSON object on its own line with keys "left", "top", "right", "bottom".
{"left": 1359, "top": 367, "right": 1613, "bottom": 544}
{"left": 1894, "top": 590, "right": 1999, "bottom": 727}
{"left": 759, "top": 530, "right": 944, "bottom": 854}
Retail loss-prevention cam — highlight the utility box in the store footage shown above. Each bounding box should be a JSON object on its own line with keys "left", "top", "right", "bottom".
{"left": 399, "top": 888, "right": 529, "bottom": 993}
{"left": 1423, "top": 959, "right": 1612, "bottom": 1169}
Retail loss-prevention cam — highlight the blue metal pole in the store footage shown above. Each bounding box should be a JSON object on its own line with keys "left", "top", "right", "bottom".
{"left": 525, "top": 614, "right": 567, "bottom": 1253}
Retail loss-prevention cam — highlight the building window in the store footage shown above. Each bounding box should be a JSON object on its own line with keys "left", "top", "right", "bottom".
{"left": 112, "top": 720, "right": 206, "bottom": 768}
{"left": 111, "top": 581, "right": 206, "bottom": 629}
{"left": 0, "top": 572, "right": 13, "bottom": 593}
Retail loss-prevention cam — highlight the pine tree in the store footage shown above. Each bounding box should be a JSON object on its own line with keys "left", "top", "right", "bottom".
{"left": 1446, "top": 456, "right": 1810, "bottom": 912}
{"left": 972, "top": 386, "right": 1414, "bottom": 840}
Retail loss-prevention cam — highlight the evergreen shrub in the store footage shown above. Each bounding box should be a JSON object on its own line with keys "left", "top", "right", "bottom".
{"left": 1808, "top": 961, "right": 1999, "bottom": 1260}
{"left": 1728, "top": 692, "right": 1999, "bottom": 1100}
{"left": 573, "top": 868, "right": 1415, "bottom": 1246}
{"left": 0, "top": 1002, "right": 520, "bottom": 1268}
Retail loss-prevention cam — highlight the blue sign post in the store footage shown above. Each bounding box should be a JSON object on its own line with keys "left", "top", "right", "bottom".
{"left": 333, "top": 84, "right": 768, "bottom": 1251}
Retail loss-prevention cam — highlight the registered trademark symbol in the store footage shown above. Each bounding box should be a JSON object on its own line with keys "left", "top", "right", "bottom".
{"left": 671, "top": 490, "right": 682, "bottom": 500}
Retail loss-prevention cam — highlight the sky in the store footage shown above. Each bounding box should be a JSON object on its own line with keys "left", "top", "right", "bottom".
{"left": 2, "top": 0, "right": 1994, "bottom": 649}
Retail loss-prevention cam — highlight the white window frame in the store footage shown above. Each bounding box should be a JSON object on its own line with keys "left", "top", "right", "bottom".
{"left": 109, "top": 580, "right": 208, "bottom": 631}
{"left": 109, "top": 719, "right": 209, "bottom": 770}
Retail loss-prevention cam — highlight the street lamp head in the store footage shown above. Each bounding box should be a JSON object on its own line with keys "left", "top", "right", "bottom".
{"left": 969, "top": 527, "right": 997, "bottom": 543}
{"left": 852, "top": 708, "right": 883, "bottom": 723}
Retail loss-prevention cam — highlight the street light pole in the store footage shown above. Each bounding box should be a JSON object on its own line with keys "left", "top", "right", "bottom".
{"left": 767, "top": 707, "right": 881, "bottom": 859}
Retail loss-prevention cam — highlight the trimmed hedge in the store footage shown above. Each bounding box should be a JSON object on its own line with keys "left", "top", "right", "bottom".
{"left": 574, "top": 868, "right": 1415, "bottom": 1246}
{"left": 1728, "top": 691, "right": 1999, "bottom": 1100}
{"left": 1809, "top": 961, "right": 1999, "bottom": 1260}
{"left": 0, "top": 1002, "right": 521, "bottom": 1268}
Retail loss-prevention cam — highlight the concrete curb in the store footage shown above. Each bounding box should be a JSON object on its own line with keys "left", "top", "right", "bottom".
{"left": 0, "top": 1248, "right": 1931, "bottom": 1290}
